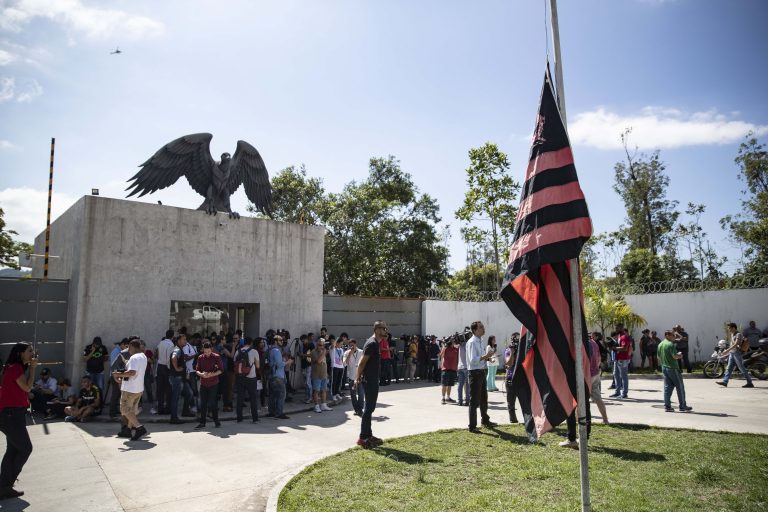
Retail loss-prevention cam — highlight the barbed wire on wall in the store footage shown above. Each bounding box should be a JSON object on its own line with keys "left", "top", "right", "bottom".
{"left": 423, "top": 275, "right": 768, "bottom": 301}
{"left": 602, "top": 275, "right": 768, "bottom": 295}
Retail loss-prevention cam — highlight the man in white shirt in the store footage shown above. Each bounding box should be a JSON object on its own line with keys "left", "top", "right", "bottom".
{"left": 113, "top": 339, "right": 148, "bottom": 441}
{"left": 344, "top": 340, "right": 365, "bottom": 416}
{"left": 466, "top": 321, "right": 496, "bottom": 433}
{"left": 155, "top": 330, "right": 175, "bottom": 414}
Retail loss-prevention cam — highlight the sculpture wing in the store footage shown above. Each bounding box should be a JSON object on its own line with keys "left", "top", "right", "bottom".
{"left": 126, "top": 133, "right": 214, "bottom": 198}
{"left": 229, "top": 140, "right": 273, "bottom": 216}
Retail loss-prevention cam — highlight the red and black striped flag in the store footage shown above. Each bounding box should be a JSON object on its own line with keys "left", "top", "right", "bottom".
{"left": 500, "top": 66, "right": 592, "bottom": 440}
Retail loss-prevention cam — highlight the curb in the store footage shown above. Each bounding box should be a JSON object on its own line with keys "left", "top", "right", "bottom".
{"left": 265, "top": 460, "right": 316, "bottom": 512}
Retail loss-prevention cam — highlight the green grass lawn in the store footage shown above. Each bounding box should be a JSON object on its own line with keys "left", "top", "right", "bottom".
{"left": 279, "top": 424, "right": 767, "bottom": 512}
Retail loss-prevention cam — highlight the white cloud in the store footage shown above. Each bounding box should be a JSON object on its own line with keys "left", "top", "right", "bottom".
{"left": 0, "top": 187, "right": 78, "bottom": 244}
{"left": 0, "top": 75, "right": 42, "bottom": 102}
{"left": 14, "top": 77, "right": 41, "bottom": 101}
{"left": 0, "top": 0, "right": 164, "bottom": 40}
{"left": 0, "top": 75, "right": 13, "bottom": 101}
{"left": 0, "top": 140, "right": 15, "bottom": 149}
{"left": 569, "top": 107, "right": 768, "bottom": 150}
{"left": 0, "top": 48, "right": 16, "bottom": 65}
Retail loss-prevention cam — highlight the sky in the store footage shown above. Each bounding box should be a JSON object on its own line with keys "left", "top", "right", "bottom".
{"left": 1, "top": 0, "right": 767, "bottom": 277}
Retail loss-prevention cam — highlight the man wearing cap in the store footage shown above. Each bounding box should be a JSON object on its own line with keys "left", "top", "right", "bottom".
{"left": 29, "top": 368, "right": 57, "bottom": 414}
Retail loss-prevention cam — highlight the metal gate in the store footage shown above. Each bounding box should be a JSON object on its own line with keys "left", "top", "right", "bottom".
{"left": 0, "top": 277, "right": 68, "bottom": 379}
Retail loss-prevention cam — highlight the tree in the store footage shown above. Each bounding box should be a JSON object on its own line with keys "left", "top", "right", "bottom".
{"left": 455, "top": 143, "right": 520, "bottom": 289}
{"left": 613, "top": 129, "right": 679, "bottom": 256}
{"left": 720, "top": 132, "right": 768, "bottom": 276}
{"left": 322, "top": 157, "right": 448, "bottom": 295}
{"left": 0, "top": 208, "right": 32, "bottom": 269}
{"left": 247, "top": 164, "right": 325, "bottom": 224}
{"left": 447, "top": 262, "right": 501, "bottom": 292}
{"left": 584, "top": 285, "right": 646, "bottom": 339}
{"left": 674, "top": 203, "right": 727, "bottom": 279}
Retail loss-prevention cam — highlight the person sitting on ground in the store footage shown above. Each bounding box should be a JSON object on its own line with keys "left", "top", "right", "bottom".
{"left": 44, "top": 378, "right": 76, "bottom": 420}
{"left": 64, "top": 375, "right": 102, "bottom": 422}
{"left": 29, "top": 367, "right": 58, "bottom": 414}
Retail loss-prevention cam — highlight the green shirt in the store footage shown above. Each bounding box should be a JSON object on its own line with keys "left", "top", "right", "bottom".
{"left": 657, "top": 339, "right": 678, "bottom": 369}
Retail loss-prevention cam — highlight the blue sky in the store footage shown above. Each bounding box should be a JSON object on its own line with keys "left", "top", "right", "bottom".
{"left": 1, "top": 0, "right": 766, "bottom": 276}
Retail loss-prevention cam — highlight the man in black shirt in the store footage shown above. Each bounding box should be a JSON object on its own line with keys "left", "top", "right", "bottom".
{"left": 355, "top": 321, "right": 386, "bottom": 449}
{"left": 82, "top": 336, "right": 108, "bottom": 392}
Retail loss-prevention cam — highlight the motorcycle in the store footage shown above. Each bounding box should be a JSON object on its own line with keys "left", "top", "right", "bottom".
{"left": 703, "top": 338, "right": 767, "bottom": 380}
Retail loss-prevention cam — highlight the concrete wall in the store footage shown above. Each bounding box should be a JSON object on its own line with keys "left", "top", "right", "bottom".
{"left": 322, "top": 296, "right": 422, "bottom": 342}
{"left": 624, "top": 287, "right": 768, "bottom": 363}
{"left": 422, "top": 300, "right": 522, "bottom": 343}
{"left": 33, "top": 196, "right": 325, "bottom": 380}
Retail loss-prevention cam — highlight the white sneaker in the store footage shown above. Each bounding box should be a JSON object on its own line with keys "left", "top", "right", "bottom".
{"left": 304, "top": 399, "right": 313, "bottom": 404}
{"left": 558, "top": 440, "right": 578, "bottom": 449}
{"left": 190, "top": 407, "right": 197, "bottom": 413}
{"left": 321, "top": 403, "right": 333, "bottom": 411}
{"left": 150, "top": 408, "right": 157, "bottom": 415}
{"left": 334, "top": 394, "right": 341, "bottom": 401}
{"left": 314, "top": 404, "right": 322, "bottom": 413}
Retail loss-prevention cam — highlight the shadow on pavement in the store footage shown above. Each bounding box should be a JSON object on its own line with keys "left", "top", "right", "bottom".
{"left": 0, "top": 497, "right": 30, "bottom": 511}
{"left": 591, "top": 445, "right": 666, "bottom": 462}
{"left": 118, "top": 440, "right": 158, "bottom": 451}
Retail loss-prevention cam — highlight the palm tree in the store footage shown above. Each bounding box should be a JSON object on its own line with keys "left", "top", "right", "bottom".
{"left": 584, "top": 285, "right": 646, "bottom": 338}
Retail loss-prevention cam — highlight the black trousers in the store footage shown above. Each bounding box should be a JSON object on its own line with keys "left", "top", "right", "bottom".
{"left": 360, "top": 380, "right": 379, "bottom": 439}
{"left": 236, "top": 376, "right": 259, "bottom": 421}
{"left": 0, "top": 408, "right": 33, "bottom": 488}
{"left": 677, "top": 348, "right": 692, "bottom": 373}
{"left": 505, "top": 379, "right": 519, "bottom": 422}
{"left": 331, "top": 367, "right": 344, "bottom": 396}
{"left": 468, "top": 369, "right": 489, "bottom": 429}
{"left": 566, "top": 395, "right": 592, "bottom": 442}
{"left": 109, "top": 379, "right": 121, "bottom": 416}
{"left": 156, "top": 364, "right": 170, "bottom": 412}
{"left": 199, "top": 385, "right": 219, "bottom": 424}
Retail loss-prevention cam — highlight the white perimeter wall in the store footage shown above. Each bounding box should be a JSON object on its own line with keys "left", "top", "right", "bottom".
{"left": 422, "top": 287, "right": 768, "bottom": 363}
{"left": 422, "top": 301, "right": 522, "bottom": 343}
{"left": 624, "top": 288, "right": 768, "bottom": 363}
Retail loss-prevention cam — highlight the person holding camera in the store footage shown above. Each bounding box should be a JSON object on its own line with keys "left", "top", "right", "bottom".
{"left": 659, "top": 330, "right": 693, "bottom": 411}
{"left": 504, "top": 334, "right": 520, "bottom": 423}
{"left": 466, "top": 321, "right": 496, "bottom": 433}
{"left": 0, "top": 342, "right": 38, "bottom": 499}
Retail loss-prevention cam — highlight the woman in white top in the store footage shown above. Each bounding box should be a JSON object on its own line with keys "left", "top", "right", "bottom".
{"left": 485, "top": 336, "right": 499, "bottom": 391}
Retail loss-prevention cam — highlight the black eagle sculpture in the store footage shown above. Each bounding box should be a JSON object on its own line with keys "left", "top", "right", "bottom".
{"left": 126, "top": 133, "right": 272, "bottom": 218}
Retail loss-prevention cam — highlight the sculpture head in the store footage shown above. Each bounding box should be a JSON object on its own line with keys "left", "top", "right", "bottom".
{"left": 221, "top": 152, "right": 231, "bottom": 162}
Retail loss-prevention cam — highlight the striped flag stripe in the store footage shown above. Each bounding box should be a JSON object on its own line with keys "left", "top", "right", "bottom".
{"left": 516, "top": 181, "right": 586, "bottom": 221}
{"left": 519, "top": 163, "right": 579, "bottom": 203}
{"left": 513, "top": 200, "right": 590, "bottom": 241}
{"left": 525, "top": 146, "right": 574, "bottom": 180}
{"left": 508, "top": 217, "right": 592, "bottom": 263}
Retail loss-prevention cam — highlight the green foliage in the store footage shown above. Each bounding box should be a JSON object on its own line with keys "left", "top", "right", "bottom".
{"left": 455, "top": 142, "right": 520, "bottom": 289}
{"left": 252, "top": 158, "right": 449, "bottom": 296}
{"left": 613, "top": 130, "right": 679, "bottom": 256}
{"left": 248, "top": 164, "right": 325, "bottom": 224}
{"left": 584, "top": 285, "right": 646, "bottom": 337}
{"left": 0, "top": 207, "right": 31, "bottom": 269}
{"left": 674, "top": 203, "right": 727, "bottom": 279}
{"left": 446, "top": 262, "right": 501, "bottom": 292}
{"left": 720, "top": 132, "right": 768, "bottom": 277}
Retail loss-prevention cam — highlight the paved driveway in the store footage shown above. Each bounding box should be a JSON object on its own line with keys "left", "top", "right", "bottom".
{"left": 5, "top": 376, "right": 766, "bottom": 511}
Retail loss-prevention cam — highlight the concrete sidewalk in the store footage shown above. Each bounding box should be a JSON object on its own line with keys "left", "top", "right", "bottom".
{"left": 4, "top": 377, "right": 767, "bottom": 512}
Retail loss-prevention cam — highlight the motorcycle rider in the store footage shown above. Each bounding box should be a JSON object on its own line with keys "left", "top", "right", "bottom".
{"left": 716, "top": 323, "right": 754, "bottom": 388}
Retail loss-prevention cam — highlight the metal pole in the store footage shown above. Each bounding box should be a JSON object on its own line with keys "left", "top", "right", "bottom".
{"left": 548, "top": 1, "right": 590, "bottom": 511}
{"left": 44, "top": 137, "right": 55, "bottom": 280}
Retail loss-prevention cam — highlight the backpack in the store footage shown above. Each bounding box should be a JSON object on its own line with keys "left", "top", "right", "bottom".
{"left": 739, "top": 334, "right": 750, "bottom": 353}
{"left": 235, "top": 347, "right": 253, "bottom": 376}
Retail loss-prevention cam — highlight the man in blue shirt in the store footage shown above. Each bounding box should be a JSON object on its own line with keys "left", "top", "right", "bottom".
{"left": 267, "top": 335, "right": 293, "bottom": 419}
{"left": 466, "top": 321, "right": 496, "bottom": 433}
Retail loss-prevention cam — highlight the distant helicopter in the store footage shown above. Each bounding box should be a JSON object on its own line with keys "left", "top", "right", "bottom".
{"left": 110, "top": 47, "right": 122, "bottom": 55}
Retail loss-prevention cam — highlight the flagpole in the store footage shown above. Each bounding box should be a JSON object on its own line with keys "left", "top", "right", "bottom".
{"left": 548, "top": 1, "right": 591, "bottom": 511}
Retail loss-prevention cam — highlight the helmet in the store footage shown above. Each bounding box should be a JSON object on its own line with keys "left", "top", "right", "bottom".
{"left": 717, "top": 339, "right": 727, "bottom": 349}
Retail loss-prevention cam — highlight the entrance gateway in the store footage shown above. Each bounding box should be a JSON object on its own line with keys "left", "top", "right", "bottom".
{"left": 31, "top": 195, "right": 324, "bottom": 383}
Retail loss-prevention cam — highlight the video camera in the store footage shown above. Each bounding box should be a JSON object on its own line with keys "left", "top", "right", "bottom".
{"left": 442, "top": 327, "right": 473, "bottom": 345}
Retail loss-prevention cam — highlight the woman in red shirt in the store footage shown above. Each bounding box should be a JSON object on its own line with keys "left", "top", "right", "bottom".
{"left": 0, "top": 342, "right": 38, "bottom": 500}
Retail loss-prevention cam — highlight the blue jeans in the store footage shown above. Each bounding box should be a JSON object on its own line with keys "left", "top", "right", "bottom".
{"left": 303, "top": 367, "right": 312, "bottom": 401}
{"left": 87, "top": 372, "right": 104, "bottom": 393}
{"left": 613, "top": 360, "right": 629, "bottom": 397}
{"left": 662, "top": 366, "right": 687, "bottom": 409}
{"left": 268, "top": 377, "right": 286, "bottom": 417}
{"left": 348, "top": 378, "right": 365, "bottom": 415}
{"left": 457, "top": 369, "right": 468, "bottom": 403}
{"left": 169, "top": 375, "right": 192, "bottom": 420}
{"left": 723, "top": 352, "right": 753, "bottom": 385}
